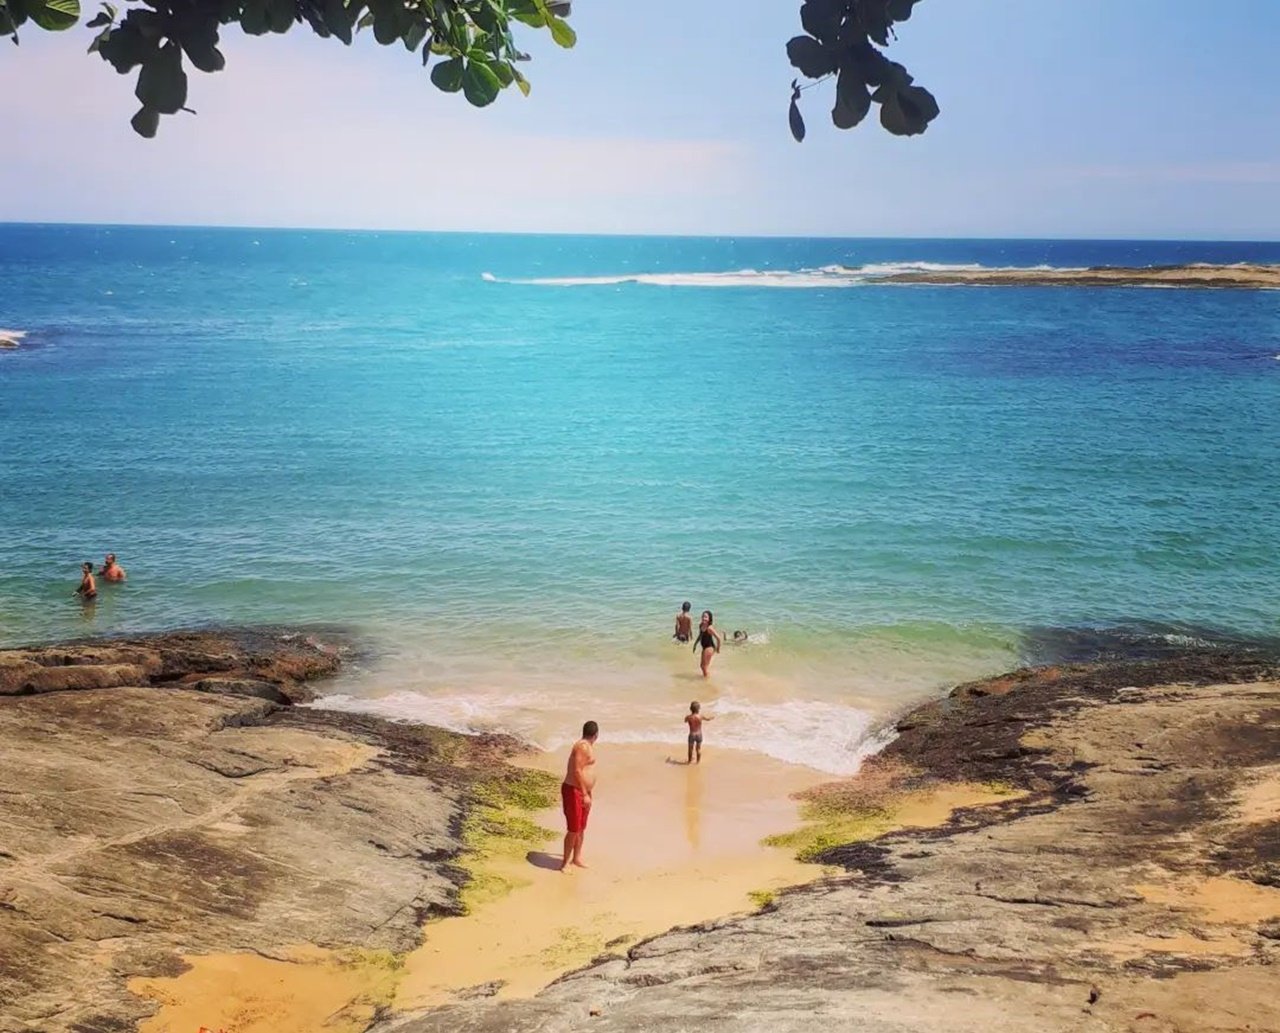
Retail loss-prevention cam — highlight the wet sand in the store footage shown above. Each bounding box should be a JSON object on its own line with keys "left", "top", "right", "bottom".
{"left": 393, "top": 743, "right": 830, "bottom": 1008}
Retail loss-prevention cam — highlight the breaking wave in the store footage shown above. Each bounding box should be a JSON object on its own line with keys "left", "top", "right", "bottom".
{"left": 480, "top": 262, "right": 1057, "bottom": 289}
{"left": 312, "top": 690, "right": 894, "bottom": 776}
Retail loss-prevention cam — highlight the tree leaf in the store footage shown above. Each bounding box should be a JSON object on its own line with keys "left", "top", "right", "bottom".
{"left": 788, "top": 96, "right": 805, "bottom": 142}
{"left": 832, "top": 66, "right": 870, "bottom": 129}
{"left": 239, "top": 0, "right": 268, "bottom": 35}
{"left": 887, "top": 0, "right": 919, "bottom": 22}
{"left": 135, "top": 41, "right": 186, "bottom": 114}
{"left": 266, "top": 0, "right": 293, "bottom": 33}
{"left": 430, "top": 54, "right": 463, "bottom": 92}
{"left": 28, "top": 0, "right": 80, "bottom": 31}
{"left": 402, "top": 19, "right": 426, "bottom": 51}
{"left": 799, "top": 0, "right": 840, "bottom": 44}
{"left": 461, "top": 57, "right": 501, "bottom": 106}
{"left": 511, "top": 66, "right": 530, "bottom": 96}
{"left": 899, "top": 83, "right": 939, "bottom": 132}
{"left": 130, "top": 104, "right": 159, "bottom": 138}
{"left": 322, "top": 0, "right": 353, "bottom": 44}
{"left": 178, "top": 20, "right": 224, "bottom": 72}
{"left": 785, "top": 35, "right": 834, "bottom": 78}
{"left": 97, "top": 21, "right": 155, "bottom": 71}
{"left": 546, "top": 14, "right": 574, "bottom": 48}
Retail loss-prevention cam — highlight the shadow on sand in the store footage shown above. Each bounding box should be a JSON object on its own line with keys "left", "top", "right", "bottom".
{"left": 526, "top": 851, "right": 563, "bottom": 871}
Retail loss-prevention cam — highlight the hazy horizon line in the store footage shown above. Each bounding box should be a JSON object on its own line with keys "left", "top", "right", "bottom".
{"left": 2, "top": 220, "right": 1278, "bottom": 246}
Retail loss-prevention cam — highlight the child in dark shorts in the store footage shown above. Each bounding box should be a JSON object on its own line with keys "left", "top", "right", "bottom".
{"left": 684, "top": 700, "right": 714, "bottom": 764}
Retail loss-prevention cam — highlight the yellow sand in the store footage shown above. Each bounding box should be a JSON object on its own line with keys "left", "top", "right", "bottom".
{"left": 1234, "top": 765, "right": 1280, "bottom": 824}
{"left": 130, "top": 947, "right": 400, "bottom": 1033}
{"left": 394, "top": 744, "right": 828, "bottom": 1008}
{"left": 1136, "top": 876, "right": 1280, "bottom": 926}
{"left": 126, "top": 740, "right": 1019, "bottom": 1031}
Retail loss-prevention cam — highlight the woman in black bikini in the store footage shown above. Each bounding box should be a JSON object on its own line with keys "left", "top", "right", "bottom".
{"left": 76, "top": 562, "right": 97, "bottom": 603}
{"left": 692, "top": 610, "right": 721, "bottom": 678}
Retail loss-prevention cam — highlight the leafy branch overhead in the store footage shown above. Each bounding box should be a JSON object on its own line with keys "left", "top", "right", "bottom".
{"left": 0, "top": 0, "right": 575, "bottom": 137}
{"left": 0, "top": 0, "right": 939, "bottom": 142}
{"left": 786, "top": 0, "right": 938, "bottom": 141}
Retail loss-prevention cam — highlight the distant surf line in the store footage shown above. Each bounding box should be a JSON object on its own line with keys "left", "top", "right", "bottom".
{"left": 481, "top": 261, "right": 1280, "bottom": 290}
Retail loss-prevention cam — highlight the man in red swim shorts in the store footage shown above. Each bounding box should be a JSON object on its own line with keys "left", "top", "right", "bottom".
{"left": 560, "top": 720, "right": 598, "bottom": 871}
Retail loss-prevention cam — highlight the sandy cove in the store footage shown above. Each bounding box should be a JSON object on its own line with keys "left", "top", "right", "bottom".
{"left": 2, "top": 632, "right": 1278, "bottom": 1033}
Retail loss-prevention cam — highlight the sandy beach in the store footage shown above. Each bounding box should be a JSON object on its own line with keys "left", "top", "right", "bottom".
{"left": 394, "top": 743, "right": 829, "bottom": 1008}
{"left": 124, "top": 742, "right": 833, "bottom": 1033}
{"left": 3, "top": 632, "right": 1278, "bottom": 1033}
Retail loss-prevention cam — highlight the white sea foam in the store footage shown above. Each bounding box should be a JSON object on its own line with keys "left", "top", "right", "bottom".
{"left": 482, "top": 262, "right": 1068, "bottom": 290}
{"left": 0, "top": 329, "right": 26, "bottom": 348}
{"left": 313, "top": 690, "right": 892, "bottom": 776}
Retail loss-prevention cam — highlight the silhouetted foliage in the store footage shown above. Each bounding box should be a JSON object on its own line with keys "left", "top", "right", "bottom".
{"left": 787, "top": 0, "right": 938, "bottom": 141}
{"left": 1, "top": 0, "right": 938, "bottom": 142}
{"left": 0, "top": 0, "right": 573, "bottom": 136}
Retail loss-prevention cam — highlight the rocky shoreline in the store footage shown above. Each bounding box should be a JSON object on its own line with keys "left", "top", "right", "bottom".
{"left": 869, "top": 262, "right": 1280, "bottom": 289}
{"left": 388, "top": 653, "right": 1280, "bottom": 1033}
{"left": 2, "top": 632, "right": 1278, "bottom": 1033}
{"left": 0, "top": 629, "right": 551, "bottom": 1033}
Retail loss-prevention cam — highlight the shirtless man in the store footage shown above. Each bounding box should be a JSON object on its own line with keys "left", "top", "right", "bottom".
{"left": 75, "top": 562, "right": 97, "bottom": 602}
{"left": 560, "top": 720, "right": 598, "bottom": 871}
{"left": 100, "top": 554, "right": 126, "bottom": 582}
{"left": 673, "top": 601, "right": 693, "bottom": 643}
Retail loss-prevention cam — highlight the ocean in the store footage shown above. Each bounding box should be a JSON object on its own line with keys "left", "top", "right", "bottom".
{"left": 2, "top": 224, "right": 1278, "bottom": 773}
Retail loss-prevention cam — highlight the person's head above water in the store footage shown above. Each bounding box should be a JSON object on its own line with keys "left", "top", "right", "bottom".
{"left": 105, "top": 553, "right": 116, "bottom": 565}
{"left": 700, "top": 610, "right": 713, "bottom": 625}
{"left": 681, "top": 601, "right": 691, "bottom": 613}
{"left": 81, "top": 561, "right": 92, "bottom": 574}
{"left": 690, "top": 701, "right": 701, "bottom": 714}
{"left": 582, "top": 720, "right": 599, "bottom": 741}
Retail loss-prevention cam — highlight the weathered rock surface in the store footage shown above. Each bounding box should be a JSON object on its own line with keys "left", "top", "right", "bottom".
{"left": 384, "top": 654, "right": 1280, "bottom": 1033}
{"left": 0, "top": 627, "right": 346, "bottom": 702}
{"left": 0, "top": 630, "right": 522, "bottom": 1033}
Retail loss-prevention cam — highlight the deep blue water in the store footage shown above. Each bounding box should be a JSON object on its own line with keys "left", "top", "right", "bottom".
{"left": 2, "top": 224, "right": 1278, "bottom": 770}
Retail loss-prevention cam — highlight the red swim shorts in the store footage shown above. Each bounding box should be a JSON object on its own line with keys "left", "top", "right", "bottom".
{"left": 561, "top": 782, "right": 590, "bottom": 833}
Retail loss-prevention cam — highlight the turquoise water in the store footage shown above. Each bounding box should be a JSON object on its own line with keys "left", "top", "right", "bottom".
{"left": 2, "top": 225, "right": 1278, "bottom": 770}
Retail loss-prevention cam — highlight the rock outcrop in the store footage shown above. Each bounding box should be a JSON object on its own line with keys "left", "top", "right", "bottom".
{"left": 870, "top": 262, "right": 1280, "bottom": 290}
{"left": 0, "top": 630, "right": 527, "bottom": 1033}
{"left": 383, "top": 654, "right": 1280, "bottom": 1033}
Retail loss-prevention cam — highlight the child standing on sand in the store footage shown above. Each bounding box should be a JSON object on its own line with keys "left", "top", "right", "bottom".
{"left": 684, "top": 701, "right": 714, "bottom": 764}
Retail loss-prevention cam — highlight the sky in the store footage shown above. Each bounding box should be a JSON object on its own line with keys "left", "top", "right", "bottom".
{"left": 2, "top": 0, "right": 1279, "bottom": 237}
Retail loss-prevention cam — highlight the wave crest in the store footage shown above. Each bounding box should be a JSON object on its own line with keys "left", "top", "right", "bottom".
{"left": 481, "top": 262, "right": 1052, "bottom": 289}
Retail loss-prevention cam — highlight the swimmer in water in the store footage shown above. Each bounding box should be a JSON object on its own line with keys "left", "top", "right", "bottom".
{"left": 673, "top": 601, "right": 693, "bottom": 643}
{"left": 75, "top": 562, "right": 97, "bottom": 602}
{"left": 693, "top": 610, "right": 721, "bottom": 678}
{"left": 100, "top": 553, "right": 126, "bottom": 582}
